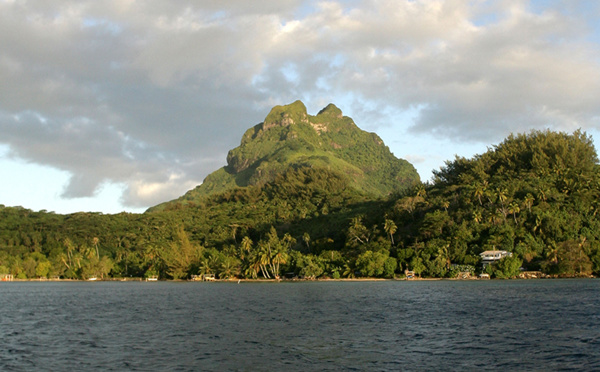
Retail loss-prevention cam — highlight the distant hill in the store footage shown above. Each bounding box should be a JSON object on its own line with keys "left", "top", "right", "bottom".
{"left": 150, "top": 100, "right": 420, "bottom": 211}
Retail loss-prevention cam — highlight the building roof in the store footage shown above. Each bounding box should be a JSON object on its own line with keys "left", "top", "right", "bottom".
{"left": 480, "top": 250, "right": 510, "bottom": 256}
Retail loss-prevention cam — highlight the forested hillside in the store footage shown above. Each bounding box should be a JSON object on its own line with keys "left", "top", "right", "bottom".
{"left": 389, "top": 130, "right": 600, "bottom": 278}
{"left": 0, "top": 130, "right": 598, "bottom": 280}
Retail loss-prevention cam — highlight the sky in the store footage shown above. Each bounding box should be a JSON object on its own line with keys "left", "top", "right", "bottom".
{"left": 1, "top": 0, "right": 600, "bottom": 214}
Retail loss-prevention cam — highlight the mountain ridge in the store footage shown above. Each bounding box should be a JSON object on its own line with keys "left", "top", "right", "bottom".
{"left": 149, "top": 100, "right": 420, "bottom": 211}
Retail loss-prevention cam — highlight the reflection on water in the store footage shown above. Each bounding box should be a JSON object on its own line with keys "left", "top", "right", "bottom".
{"left": 1, "top": 280, "right": 599, "bottom": 371}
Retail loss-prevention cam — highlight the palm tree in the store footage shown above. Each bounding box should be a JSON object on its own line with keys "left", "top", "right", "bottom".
{"left": 271, "top": 246, "right": 288, "bottom": 278}
{"left": 508, "top": 202, "right": 520, "bottom": 224}
{"left": 92, "top": 237, "right": 100, "bottom": 259}
{"left": 342, "top": 261, "right": 356, "bottom": 278}
{"left": 208, "top": 253, "right": 221, "bottom": 276}
{"left": 239, "top": 236, "right": 253, "bottom": 261}
{"left": 59, "top": 253, "right": 71, "bottom": 270}
{"left": 230, "top": 224, "right": 240, "bottom": 244}
{"left": 72, "top": 251, "right": 83, "bottom": 270}
{"left": 199, "top": 258, "right": 213, "bottom": 276}
{"left": 84, "top": 245, "right": 96, "bottom": 260}
{"left": 257, "top": 242, "right": 271, "bottom": 278}
{"left": 545, "top": 244, "right": 559, "bottom": 264}
{"left": 282, "top": 233, "right": 295, "bottom": 249}
{"left": 348, "top": 216, "right": 368, "bottom": 244}
{"left": 416, "top": 185, "right": 427, "bottom": 198}
{"left": 302, "top": 232, "right": 311, "bottom": 252}
{"left": 524, "top": 193, "right": 535, "bottom": 213}
{"left": 63, "top": 238, "right": 75, "bottom": 268}
{"left": 496, "top": 187, "right": 508, "bottom": 210}
{"left": 383, "top": 219, "right": 397, "bottom": 246}
{"left": 437, "top": 243, "right": 451, "bottom": 271}
{"left": 220, "top": 257, "right": 240, "bottom": 279}
{"left": 537, "top": 187, "right": 548, "bottom": 203}
{"left": 533, "top": 215, "right": 543, "bottom": 237}
{"left": 473, "top": 185, "right": 484, "bottom": 206}
{"left": 245, "top": 250, "right": 261, "bottom": 279}
{"left": 489, "top": 209, "right": 503, "bottom": 225}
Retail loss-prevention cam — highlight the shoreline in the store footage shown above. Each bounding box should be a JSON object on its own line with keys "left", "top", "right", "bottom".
{"left": 3, "top": 275, "right": 595, "bottom": 283}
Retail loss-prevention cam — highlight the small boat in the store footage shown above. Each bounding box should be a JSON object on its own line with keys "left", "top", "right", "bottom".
{"left": 87, "top": 277, "right": 98, "bottom": 281}
{"left": 146, "top": 276, "right": 158, "bottom": 281}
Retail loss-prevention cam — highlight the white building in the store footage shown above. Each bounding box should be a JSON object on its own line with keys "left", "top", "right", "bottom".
{"left": 480, "top": 250, "right": 512, "bottom": 268}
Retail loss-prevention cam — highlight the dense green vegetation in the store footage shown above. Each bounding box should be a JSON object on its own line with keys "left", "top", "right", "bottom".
{"left": 1, "top": 122, "right": 598, "bottom": 280}
{"left": 402, "top": 129, "right": 600, "bottom": 278}
{"left": 151, "top": 101, "right": 419, "bottom": 211}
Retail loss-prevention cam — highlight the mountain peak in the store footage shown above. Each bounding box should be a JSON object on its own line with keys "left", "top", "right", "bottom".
{"left": 317, "top": 103, "right": 343, "bottom": 119}
{"left": 263, "top": 100, "right": 308, "bottom": 130}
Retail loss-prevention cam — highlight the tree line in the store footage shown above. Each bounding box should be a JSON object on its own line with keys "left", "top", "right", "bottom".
{"left": 1, "top": 130, "right": 599, "bottom": 280}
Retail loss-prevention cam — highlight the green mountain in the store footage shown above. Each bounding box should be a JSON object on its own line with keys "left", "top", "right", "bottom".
{"left": 151, "top": 101, "right": 419, "bottom": 211}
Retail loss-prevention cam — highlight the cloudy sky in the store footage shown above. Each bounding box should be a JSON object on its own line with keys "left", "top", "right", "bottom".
{"left": 1, "top": 0, "right": 600, "bottom": 214}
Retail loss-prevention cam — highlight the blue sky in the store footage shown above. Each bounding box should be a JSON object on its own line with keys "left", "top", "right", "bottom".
{"left": 1, "top": 0, "right": 600, "bottom": 214}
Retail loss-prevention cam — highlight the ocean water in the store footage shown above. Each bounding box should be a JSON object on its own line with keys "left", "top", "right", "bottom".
{"left": 0, "top": 279, "right": 599, "bottom": 371}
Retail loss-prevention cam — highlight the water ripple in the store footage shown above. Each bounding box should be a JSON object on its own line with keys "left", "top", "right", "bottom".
{"left": 0, "top": 280, "right": 599, "bottom": 371}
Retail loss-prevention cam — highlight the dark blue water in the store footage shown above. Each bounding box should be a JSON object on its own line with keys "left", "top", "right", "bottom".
{"left": 0, "top": 280, "right": 599, "bottom": 371}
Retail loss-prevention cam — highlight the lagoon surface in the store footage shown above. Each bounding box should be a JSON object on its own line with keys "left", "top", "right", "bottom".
{"left": 1, "top": 279, "right": 599, "bottom": 371}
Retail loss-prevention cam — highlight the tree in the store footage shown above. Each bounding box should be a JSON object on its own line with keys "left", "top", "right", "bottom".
{"left": 348, "top": 216, "right": 369, "bottom": 245}
{"left": 92, "top": 237, "right": 100, "bottom": 259}
{"left": 257, "top": 241, "right": 272, "bottom": 279}
{"left": 23, "top": 256, "right": 37, "bottom": 278}
{"left": 396, "top": 195, "right": 425, "bottom": 219}
{"left": 493, "top": 255, "right": 522, "bottom": 279}
{"left": 342, "top": 260, "right": 356, "bottom": 278}
{"left": 356, "top": 250, "right": 388, "bottom": 277}
{"left": 524, "top": 193, "right": 535, "bottom": 213}
{"left": 383, "top": 256, "right": 397, "bottom": 278}
{"left": 537, "top": 187, "right": 549, "bottom": 203}
{"left": 473, "top": 184, "right": 485, "bottom": 206}
{"left": 220, "top": 256, "right": 241, "bottom": 279}
{"left": 271, "top": 245, "right": 288, "bottom": 279}
{"left": 35, "top": 260, "right": 52, "bottom": 278}
{"left": 472, "top": 211, "right": 482, "bottom": 224}
{"left": 557, "top": 240, "right": 593, "bottom": 277}
{"left": 64, "top": 237, "right": 75, "bottom": 268}
{"left": 98, "top": 257, "right": 114, "bottom": 279}
{"left": 437, "top": 243, "right": 451, "bottom": 272}
{"left": 302, "top": 232, "right": 311, "bottom": 252}
{"left": 239, "top": 236, "right": 253, "bottom": 261}
{"left": 244, "top": 254, "right": 260, "bottom": 279}
{"left": 161, "top": 226, "right": 202, "bottom": 279}
{"left": 383, "top": 219, "right": 397, "bottom": 246}
{"left": 496, "top": 187, "right": 508, "bottom": 218}
{"left": 508, "top": 202, "right": 520, "bottom": 224}
{"left": 409, "top": 256, "right": 426, "bottom": 277}
{"left": 299, "top": 255, "right": 324, "bottom": 279}
{"left": 144, "top": 244, "right": 163, "bottom": 274}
